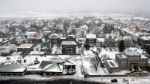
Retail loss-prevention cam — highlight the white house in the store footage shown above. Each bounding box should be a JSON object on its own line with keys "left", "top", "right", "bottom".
{"left": 0, "top": 44, "right": 16, "bottom": 55}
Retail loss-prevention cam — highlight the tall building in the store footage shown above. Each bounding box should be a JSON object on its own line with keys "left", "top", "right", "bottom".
{"left": 61, "top": 41, "right": 77, "bottom": 55}
{"left": 85, "top": 33, "right": 96, "bottom": 46}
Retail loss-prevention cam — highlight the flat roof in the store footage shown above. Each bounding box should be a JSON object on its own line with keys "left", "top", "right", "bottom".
{"left": 17, "top": 44, "right": 34, "bottom": 49}
{"left": 86, "top": 33, "right": 96, "bottom": 39}
{"left": 0, "top": 64, "right": 26, "bottom": 73}
{"left": 61, "top": 41, "right": 77, "bottom": 45}
{"left": 106, "top": 60, "right": 119, "bottom": 68}
{"left": 97, "top": 38, "right": 105, "bottom": 42}
{"left": 29, "top": 51, "right": 45, "bottom": 55}
{"left": 58, "top": 55, "right": 70, "bottom": 59}
{"left": 25, "top": 31, "right": 36, "bottom": 36}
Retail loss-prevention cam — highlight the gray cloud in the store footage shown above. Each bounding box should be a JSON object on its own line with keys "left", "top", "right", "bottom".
{"left": 0, "top": 0, "right": 149, "bottom": 12}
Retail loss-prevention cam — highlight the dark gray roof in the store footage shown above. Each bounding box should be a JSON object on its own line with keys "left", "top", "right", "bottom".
{"left": 0, "top": 64, "right": 27, "bottom": 73}
{"left": 39, "top": 56, "right": 64, "bottom": 69}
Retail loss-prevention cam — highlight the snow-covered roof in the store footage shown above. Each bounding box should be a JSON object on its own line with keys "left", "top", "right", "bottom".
{"left": 58, "top": 55, "right": 70, "bottom": 58}
{"left": 77, "top": 38, "right": 86, "bottom": 40}
{"left": 0, "top": 38, "right": 3, "bottom": 42}
{"left": 123, "top": 36, "right": 132, "bottom": 40}
{"left": 17, "top": 44, "right": 34, "bottom": 49}
{"left": 65, "top": 57, "right": 76, "bottom": 65}
{"left": 58, "top": 55, "right": 76, "bottom": 65}
{"left": 43, "top": 63, "right": 63, "bottom": 72}
{"left": 83, "top": 50, "right": 95, "bottom": 56}
{"left": 141, "top": 36, "right": 150, "bottom": 40}
{"left": 86, "top": 33, "right": 96, "bottom": 39}
{"left": 99, "top": 47, "right": 119, "bottom": 60}
{"left": 0, "top": 57, "right": 6, "bottom": 63}
{"left": 0, "top": 64, "right": 26, "bottom": 72}
{"left": 61, "top": 41, "right": 77, "bottom": 45}
{"left": 124, "top": 47, "right": 141, "bottom": 56}
{"left": 49, "top": 33, "right": 60, "bottom": 38}
{"left": 25, "top": 31, "right": 43, "bottom": 39}
{"left": 116, "top": 54, "right": 127, "bottom": 59}
{"left": 68, "top": 34, "right": 76, "bottom": 38}
{"left": 25, "top": 31, "right": 36, "bottom": 36}
{"left": 106, "top": 59, "right": 119, "bottom": 68}
{"left": 141, "top": 55, "right": 148, "bottom": 59}
{"left": 37, "top": 56, "right": 64, "bottom": 72}
{"left": 29, "top": 51, "right": 45, "bottom": 55}
{"left": 24, "top": 55, "right": 45, "bottom": 65}
{"left": 80, "top": 25, "right": 88, "bottom": 30}
{"left": 97, "top": 38, "right": 105, "bottom": 42}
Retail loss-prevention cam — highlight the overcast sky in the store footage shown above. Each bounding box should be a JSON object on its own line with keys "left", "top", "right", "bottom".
{"left": 0, "top": 0, "right": 149, "bottom": 12}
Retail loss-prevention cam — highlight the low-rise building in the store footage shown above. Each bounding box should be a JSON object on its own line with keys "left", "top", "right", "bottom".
{"left": 25, "top": 31, "right": 43, "bottom": 43}
{"left": 40, "top": 56, "right": 64, "bottom": 76}
{"left": 0, "top": 64, "right": 27, "bottom": 76}
{"left": 17, "top": 44, "right": 34, "bottom": 55}
{"left": 105, "top": 59, "right": 120, "bottom": 73}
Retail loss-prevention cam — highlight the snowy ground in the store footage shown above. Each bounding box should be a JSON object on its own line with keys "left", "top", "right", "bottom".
{"left": 23, "top": 55, "right": 46, "bottom": 65}
{"left": 88, "top": 76, "right": 150, "bottom": 84}
{"left": 74, "top": 55, "right": 84, "bottom": 78}
{"left": 99, "top": 47, "right": 119, "bottom": 60}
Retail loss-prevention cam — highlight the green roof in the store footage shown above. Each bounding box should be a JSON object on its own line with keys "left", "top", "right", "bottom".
{"left": 40, "top": 61, "right": 53, "bottom": 69}
{"left": 41, "top": 42, "right": 51, "bottom": 49}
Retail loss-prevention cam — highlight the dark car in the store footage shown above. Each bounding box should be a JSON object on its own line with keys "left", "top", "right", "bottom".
{"left": 111, "top": 79, "right": 118, "bottom": 83}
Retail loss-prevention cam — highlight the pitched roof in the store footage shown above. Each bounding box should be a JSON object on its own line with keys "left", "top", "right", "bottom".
{"left": 43, "top": 63, "right": 63, "bottom": 72}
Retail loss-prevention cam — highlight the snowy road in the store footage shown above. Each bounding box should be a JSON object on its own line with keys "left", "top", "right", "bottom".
{"left": 87, "top": 76, "right": 150, "bottom": 84}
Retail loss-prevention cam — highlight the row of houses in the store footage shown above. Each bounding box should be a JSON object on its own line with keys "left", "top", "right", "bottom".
{"left": 0, "top": 32, "right": 99, "bottom": 55}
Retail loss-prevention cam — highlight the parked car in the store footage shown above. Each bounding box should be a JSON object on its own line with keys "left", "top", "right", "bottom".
{"left": 111, "top": 79, "right": 118, "bottom": 83}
